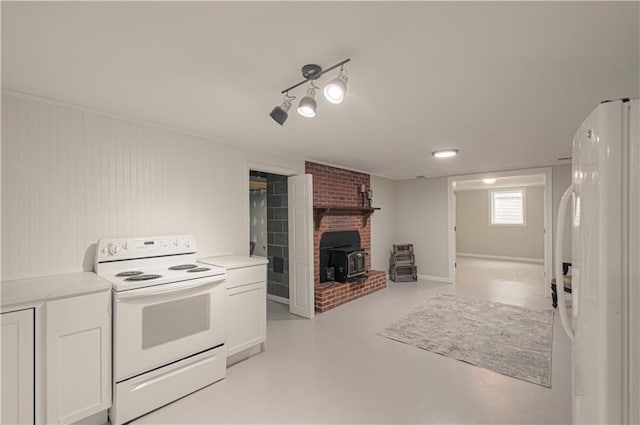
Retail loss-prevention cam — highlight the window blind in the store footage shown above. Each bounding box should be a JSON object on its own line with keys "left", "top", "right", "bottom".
{"left": 491, "top": 190, "right": 524, "bottom": 225}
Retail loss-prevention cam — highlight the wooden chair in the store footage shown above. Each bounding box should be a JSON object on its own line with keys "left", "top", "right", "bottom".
{"left": 551, "top": 262, "right": 572, "bottom": 308}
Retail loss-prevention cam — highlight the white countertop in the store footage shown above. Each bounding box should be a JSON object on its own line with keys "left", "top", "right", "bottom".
{"left": 1, "top": 272, "right": 111, "bottom": 312}
{"left": 199, "top": 255, "right": 269, "bottom": 270}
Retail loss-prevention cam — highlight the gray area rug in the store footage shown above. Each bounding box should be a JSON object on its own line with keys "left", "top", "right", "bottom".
{"left": 379, "top": 294, "right": 554, "bottom": 387}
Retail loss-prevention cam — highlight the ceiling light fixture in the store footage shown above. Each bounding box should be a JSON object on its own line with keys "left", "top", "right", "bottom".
{"left": 432, "top": 149, "right": 459, "bottom": 158}
{"left": 483, "top": 178, "right": 497, "bottom": 184}
{"left": 269, "top": 58, "right": 351, "bottom": 125}
{"left": 269, "top": 93, "right": 295, "bottom": 126}
{"left": 297, "top": 83, "right": 318, "bottom": 118}
{"left": 324, "top": 67, "right": 348, "bottom": 104}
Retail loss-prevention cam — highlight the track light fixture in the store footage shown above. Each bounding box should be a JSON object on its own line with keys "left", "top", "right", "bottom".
{"left": 269, "top": 58, "right": 351, "bottom": 125}
{"left": 269, "top": 93, "right": 295, "bottom": 125}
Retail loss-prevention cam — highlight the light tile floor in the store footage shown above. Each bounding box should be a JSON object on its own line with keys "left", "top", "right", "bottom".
{"left": 134, "top": 257, "right": 571, "bottom": 424}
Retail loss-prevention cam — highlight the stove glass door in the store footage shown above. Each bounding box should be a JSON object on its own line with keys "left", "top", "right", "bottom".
{"left": 113, "top": 278, "right": 225, "bottom": 382}
{"left": 347, "top": 251, "right": 366, "bottom": 278}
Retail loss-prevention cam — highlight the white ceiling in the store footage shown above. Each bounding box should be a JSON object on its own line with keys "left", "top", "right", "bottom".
{"left": 2, "top": 1, "right": 638, "bottom": 179}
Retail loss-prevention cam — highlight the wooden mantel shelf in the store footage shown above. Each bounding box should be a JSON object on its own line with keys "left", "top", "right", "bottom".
{"left": 313, "top": 205, "right": 381, "bottom": 230}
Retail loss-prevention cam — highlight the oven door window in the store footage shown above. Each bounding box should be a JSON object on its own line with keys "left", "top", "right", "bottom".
{"left": 142, "top": 294, "right": 210, "bottom": 349}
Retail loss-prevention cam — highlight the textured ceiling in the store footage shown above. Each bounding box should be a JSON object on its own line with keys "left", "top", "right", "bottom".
{"left": 2, "top": 1, "right": 638, "bottom": 179}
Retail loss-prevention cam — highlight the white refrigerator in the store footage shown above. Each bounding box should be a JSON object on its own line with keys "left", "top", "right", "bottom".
{"left": 555, "top": 98, "right": 639, "bottom": 424}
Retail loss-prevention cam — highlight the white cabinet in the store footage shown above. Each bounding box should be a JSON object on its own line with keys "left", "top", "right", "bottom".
{"left": 225, "top": 264, "right": 267, "bottom": 364}
{"left": 46, "top": 291, "right": 111, "bottom": 424}
{"left": 1, "top": 309, "right": 35, "bottom": 425}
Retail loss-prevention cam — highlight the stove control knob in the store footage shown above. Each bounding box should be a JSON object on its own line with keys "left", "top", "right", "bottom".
{"left": 185, "top": 239, "right": 191, "bottom": 248}
{"left": 108, "top": 243, "right": 119, "bottom": 255}
{"left": 122, "top": 242, "right": 128, "bottom": 250}
{"left": 173, "top": 239, "right": 179, "bottom": 247}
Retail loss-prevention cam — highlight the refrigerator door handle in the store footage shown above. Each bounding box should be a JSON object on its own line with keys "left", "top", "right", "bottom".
{"left": 555, "top": 184, "right": 575, "bottom": 341}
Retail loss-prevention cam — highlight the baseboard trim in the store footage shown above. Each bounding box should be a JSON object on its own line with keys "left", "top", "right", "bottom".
{"left": 417, "top": 274, "right": 454, "bottom": 284}
{"left": 227, "top": 343, "right": 264, "bottom": 367}
{"left": 457, "top": 252, "right": 544, "bottom": 264}
{"left": 267, "top": 294, "right": 290, "bottom": 305}
{"left": 80, "top": 410, "right": 108, "bottom": 425}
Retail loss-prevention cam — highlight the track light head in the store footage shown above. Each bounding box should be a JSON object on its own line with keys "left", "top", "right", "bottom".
{"left": 324, "top": 69, "right": 348, "bottom": 104}
{"left": 269, "top": 94, "right": 294, "bottom": 125}
{"left": 297, "top": 84, "right": 318, "bottom": 118}
{"left": 270, "top": 106, "right": 288, "bottom": 125}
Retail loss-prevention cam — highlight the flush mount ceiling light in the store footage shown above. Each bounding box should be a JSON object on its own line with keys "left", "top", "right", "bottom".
{"left": 269, "top": 93, "right": 295, "bottom": 125}
{"left": 432, "top": 149, "right": 459, "bottom": 158}
{"left": 269, "top": 58, "right": 351, "bottom": 125}
{"left": 483, "top": 178, "right": 497, "bottom": 184}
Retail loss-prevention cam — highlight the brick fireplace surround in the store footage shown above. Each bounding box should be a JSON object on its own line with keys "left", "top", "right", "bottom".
{"left": 305, "top": 162, "right": 387, "bottom": 312}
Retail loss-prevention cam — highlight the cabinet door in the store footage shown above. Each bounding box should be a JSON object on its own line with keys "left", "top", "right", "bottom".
{"left": 46, "top": 292, "right": 111, "bottom": 425}
{"left": 226, "top": 281, "right": 266, "bottom": 357}
{"left": 1, "top": 309, "right": 34, "bottom": 425}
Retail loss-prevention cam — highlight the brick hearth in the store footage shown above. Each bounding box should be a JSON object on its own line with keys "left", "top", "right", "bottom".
{"left": 305, "top": 161, "right": 387, "bottom": 312}
{"left": 314, "top": 270, "right": 387, "bottom": 312}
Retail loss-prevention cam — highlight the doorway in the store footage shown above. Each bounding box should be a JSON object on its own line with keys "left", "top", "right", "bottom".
{"left": 246, "top": 163, "right": 315, "bottom": 319}
{"left": 447, "top": 168, "right": 553, "bottom": 297}
{"left": 249, "top": 170, "right": 290, "bottom": 305}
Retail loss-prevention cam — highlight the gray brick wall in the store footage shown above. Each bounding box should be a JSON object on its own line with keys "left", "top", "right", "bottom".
{"left": 266, "top": 173, "right": 289, "bottom": 299}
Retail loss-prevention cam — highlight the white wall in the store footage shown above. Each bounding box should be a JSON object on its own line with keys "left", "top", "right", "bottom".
{"left": 395, "top": 177, "right": 450, "bottom": 280}
{"left": 456, "top": 186, "right": 545, "bottom": 260}
{"left": 1, "top": 93, "right": 304, "bottom": 280}
{"left": 552, "top": 164, "right": 572, "bottom": 263}
{"left": 370, "top": 175, "right": 396, "bottom": 271}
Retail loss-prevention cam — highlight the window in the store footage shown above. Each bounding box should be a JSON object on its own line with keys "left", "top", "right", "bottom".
{"left": 490, "top": 189, "right": 525, "bottom": 225}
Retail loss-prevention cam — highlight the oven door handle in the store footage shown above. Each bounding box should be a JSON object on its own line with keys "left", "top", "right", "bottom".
{"left": 115, "top": 275, "right": 226, "bottom": 301}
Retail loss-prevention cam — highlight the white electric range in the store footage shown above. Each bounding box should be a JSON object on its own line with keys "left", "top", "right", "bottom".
{"left": 95, "top": 235, "right": 227, "bottom": 425}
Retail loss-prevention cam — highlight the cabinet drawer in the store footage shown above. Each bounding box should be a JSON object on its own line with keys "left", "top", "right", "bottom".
{"left": 225, "top": 265, "right": 266, "bottom": 289}
{"left": 111, "top": 346, "right": 225, "bottom": 425}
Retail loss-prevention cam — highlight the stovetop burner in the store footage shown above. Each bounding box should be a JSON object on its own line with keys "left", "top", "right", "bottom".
{"left": 124, "top": 274, "right": 163, "bottom": 281}
{"left": 168, "top": 264, "right": 198, "bottom": 270}
{"left": 116, "top": 271, "right": 144, "bottom": 277}
{"left": 187, "top": 267, "right": 211, "bottom": 273}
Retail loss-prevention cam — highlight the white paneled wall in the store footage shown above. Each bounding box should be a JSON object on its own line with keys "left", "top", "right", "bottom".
{"left": 1, "top": 94, "right": 303, "bottom": 280}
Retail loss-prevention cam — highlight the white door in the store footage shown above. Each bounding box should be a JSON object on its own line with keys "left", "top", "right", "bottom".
{"left": 288, "top": 174, "right": 315, "bottom": 318}
{"left": 628, "top": 99, "right": 639, "bottom": 425}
